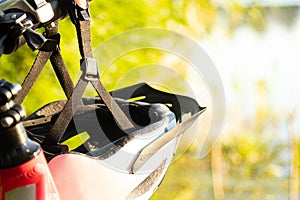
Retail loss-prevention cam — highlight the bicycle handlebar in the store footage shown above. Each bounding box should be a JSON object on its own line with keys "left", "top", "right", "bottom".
{"left": 0, "top": 0, "right": 68, "bottom": 55}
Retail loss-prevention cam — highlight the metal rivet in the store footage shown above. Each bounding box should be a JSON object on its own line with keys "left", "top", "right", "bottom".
{"left": 0, "top": 116, "right": 14, "bottom": 128}
{"left": 11, "top": 14, "right": 17, "bottom": 20}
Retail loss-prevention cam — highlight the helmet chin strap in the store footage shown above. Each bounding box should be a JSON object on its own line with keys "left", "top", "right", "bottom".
{"left": 6, "top": 0, "right": 134, "bottom": 158}
{"left": 42, "top": 2, "right": 134, "bottom": 151}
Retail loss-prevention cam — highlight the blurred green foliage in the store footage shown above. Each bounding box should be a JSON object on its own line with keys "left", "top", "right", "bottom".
{"left": 153, "top": 80, "right": 298, "bottom": 199}
{"left": 0, "top": 0, "right": 266, "bottom": 113}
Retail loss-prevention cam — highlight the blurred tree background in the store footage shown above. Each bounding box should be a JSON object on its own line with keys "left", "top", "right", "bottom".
{"left": 0, "top": 0, "right": 299, "bottom": 199}
{"left": 0, "top": 0, "right": 268, "bottom": 113}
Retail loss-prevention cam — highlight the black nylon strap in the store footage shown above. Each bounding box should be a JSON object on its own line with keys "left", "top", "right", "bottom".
{"left": 15, "top": 22, "right": 74, "bottom": 104}
{"left": 50, "top": 50, "right": 74, "bottom": 98}
{"left": 15, "top": 51, "right": 52, "bottom": 105}
{"left": 43, "top": 76, "right": 88, "bottom": 145}
{"left": 76, "top": 20, "right": 93, "bottom": 58}
{"left": 46, "top": 22, "right": 74, "bottom": 99}
{"left": 42, "top": 6, "right": 134, "bottom": 148}
{"left": 74, "top": 13, "right": 134, "bottom": 130}
{"left": 91, "top": 80, "right": 134, "bottom": 130}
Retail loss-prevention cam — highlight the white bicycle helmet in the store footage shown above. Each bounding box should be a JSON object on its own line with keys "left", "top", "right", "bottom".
{"left": 24, "top": 83, "right": 205, "bottom": 200}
